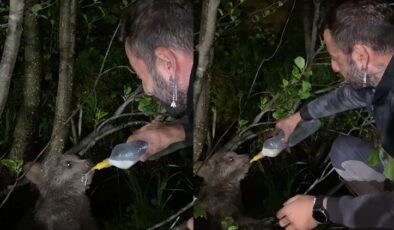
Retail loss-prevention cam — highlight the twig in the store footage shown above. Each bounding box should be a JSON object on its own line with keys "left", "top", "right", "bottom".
{"left": 303, "top": 163, "right": 335, "bottom": 194}
{"left": 113, "top": 86, "right": 142, "bottom": 116}
{"left": 75, "top": 121, "right": 148, "bottom": 156}
{"left": 147, "top": 197, "right": 196, "bottom": 230}
{"left": 244, "top": 0, "right": 297, "bottom": 105}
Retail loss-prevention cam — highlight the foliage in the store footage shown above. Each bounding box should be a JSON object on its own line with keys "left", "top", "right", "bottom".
{"left": 0, "top": 159, "right": 23, "bottom": 175}
{"left": 272, "top": 56, "right": 313, "bottom": 119}
{"left": 221, "top": 216, "right": 239, "bottom": 230}
{"left": 368, "top": 145, "right": 381, "bottom": 167}
{"left": 137, "top": 96, "right": 163, "bottom": 117}
{"left": 193, "top": 199, "right": 207, "bottom": 218}
{"left": 384, "top": 155, "right": 394, "bottom": 182}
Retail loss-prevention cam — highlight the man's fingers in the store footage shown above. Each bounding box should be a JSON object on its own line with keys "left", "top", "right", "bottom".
{"left": 285, "top": 224, "right": 296, "bottom": 230}
{"left": 126, "top": 135, "right": 136, "bottom": 143}
{"left": 282, "top": 132, "right": 290, "bottom": 144}
{"left": 276, "top": 207, "right": 286, "bottom": 219}
{"left": 284, "top": 195, "right": 300, "bottom": 205}
{"left": 139, "top": 153, "right": 149, "bottom": 162}
{"left": 278, "top": 217, "right": 290, "bottom": 228}
{"left": 139, "top": 149, "right": 155, "bottom": 162}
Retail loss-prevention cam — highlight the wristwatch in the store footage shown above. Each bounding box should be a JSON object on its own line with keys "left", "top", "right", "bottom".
{"left": 312, "top": 195, "right": 329, "bottom": 224}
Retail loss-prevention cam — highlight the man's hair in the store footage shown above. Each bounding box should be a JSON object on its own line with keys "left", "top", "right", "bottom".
{"left": 324, "top": 0, "right": 394, "bottom": 54}
{"left": 120, "top": 0, "right": 193, "bottom": 70}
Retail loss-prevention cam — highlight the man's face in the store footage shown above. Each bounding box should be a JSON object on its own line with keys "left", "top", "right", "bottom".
{"left": 323, "top": 29, "right": 368, "bottom": 89}
{"left": 126, "top": 46, "right": 187, "bottom": 116}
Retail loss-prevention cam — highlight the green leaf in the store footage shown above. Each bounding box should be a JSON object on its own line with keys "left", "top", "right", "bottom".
{"left": 31, "top": 4, "right": 42, "bottom": 16}
{"left": 291, "top": 66, "right": 301, "bottom": 79}
{"left": 137, "top": 96, "right": 161, "bottom": 116}
{"left": 95, "top": 109, "right": 108, "bottom": 121}
{"left": 298, "top": 81, "right": 312, "bottom": 99}
{"left": 368, "top": 145, "right": 381, "bottom": 166}
{"left": 294, "top": 56, "right": 305, "bottom": 71}
{"left": 123, "top": 85, "right": 132, "bottom": 98}
{"left": 384, "top": 155, "right": 394, "bottom": 181}
{"left": 193, "top": 200, "right": 207, "bottom": 218}
{"left": 1, "top": 159, "right": 23, "bottom": 175}
{"left": 259, "top": 97, "right": 269, "bottom": 110}
{"left": 304, "top": 69, "right": 313, "bottom": 78}
{"left": 278, "top": 1, "right": 284, "bottom": 7}
{"left": 221, "top": 217, "right": 239, "bottom": 230}
{"left": 238, "top": 119, "right": 249, "bottom": 129}
{"left": 282, "top": 79, "right": 289, "bottom": 87}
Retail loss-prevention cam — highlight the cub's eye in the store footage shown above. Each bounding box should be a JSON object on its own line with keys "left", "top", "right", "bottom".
{"left": 65, "top": 161, "right": 72, "bottom": 168}
{"left": 228, "top": 157, "right": 234, "bottom": 162}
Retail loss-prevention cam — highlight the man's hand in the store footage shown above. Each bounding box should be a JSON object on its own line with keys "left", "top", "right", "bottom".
{"left": 276, "top": 195, "right": 318, "bottom": 230}
{"left": 275, "top": 112, "right": 303, "bottom": 144}
{"left": 127, "top": 121, "right": 185, "bottom": 161}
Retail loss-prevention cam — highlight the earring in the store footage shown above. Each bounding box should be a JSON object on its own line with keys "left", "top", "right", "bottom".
{"left": 362, "top": 68, "right": 367, "bottom": 87}
{"left": 171, "top": 76, "right": 177, "bottom": 108}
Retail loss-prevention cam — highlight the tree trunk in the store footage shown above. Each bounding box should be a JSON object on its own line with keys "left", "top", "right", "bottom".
{"left": 302, "top": 0, "right": 312, "bottom": 60}
{"left": 193, "top": 0, "right": 220, "bottom": 161}
{"left": 9, "top": 0, "right": 42, "bottom": 161}
{"left": 303, "top": 0, "right": 321, "bottom": 63}
{"left": 46, "top": 0, "right": 77, "bottom": 162}
{"left": 0, "top": 0, "right": 25, "bottom": 118}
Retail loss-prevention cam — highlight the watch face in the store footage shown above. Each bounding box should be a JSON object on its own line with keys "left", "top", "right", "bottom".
{"left": 313, "top": 209, "right": 328, "bottom": 223}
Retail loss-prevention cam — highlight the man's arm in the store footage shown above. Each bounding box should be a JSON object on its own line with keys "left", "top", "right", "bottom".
{"left": 277, "top": 85, "right": 370, "bottom": 143}
{"left": 300, "top": 85, "right": 369, "bottom": 120}
{"left": 327, "top": 191, "right": 394, "bottom": 228}
{"left": 127, "top": 121, "right": 186, "bottom": 161}
{"left": 277, "top": 192, "right": 394, "bottom": 229}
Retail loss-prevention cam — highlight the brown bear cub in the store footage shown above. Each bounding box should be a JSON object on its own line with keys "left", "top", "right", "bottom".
{"left": 23, "top": 154, "right": 99, "bottom": 230}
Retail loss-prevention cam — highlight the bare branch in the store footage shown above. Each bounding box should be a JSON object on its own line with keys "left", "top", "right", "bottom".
{"left": 244, "top": 0, "right": 297, "bottom": 107}
{"left": 47, "top": 0, "right": 77, "bottom": 159}
{"left": 147, "top": 197, "right": 195, "bottom": 230}
{"left": 0, "top": 0, "right": 25, "bottom": 117}
{"left": 9, "top": 0, "right": 42, "bottom": 160}
{"left": 194, "top": 0, "right": 221, "bottom": 160}
{"left": 194, "top": 0, "right": 220, "bottom": 108}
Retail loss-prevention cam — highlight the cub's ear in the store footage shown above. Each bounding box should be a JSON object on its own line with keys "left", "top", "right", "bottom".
{"left": 24, "top": 162, "right": 46, "bottom": 186}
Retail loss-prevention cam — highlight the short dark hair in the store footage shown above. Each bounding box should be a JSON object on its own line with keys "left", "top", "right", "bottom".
{"left": 120, "top": 0, "right": 193, "bottom": 69}
{"left": 324, "top": 0, "right": 394, "bottom": 54}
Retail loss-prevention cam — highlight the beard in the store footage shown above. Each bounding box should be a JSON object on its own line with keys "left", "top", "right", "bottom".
{"left": 150, "top": 68, "right": 188, "bottom": 117}
{"left": 343, "top": 58, "right": 377, "bottom": 89}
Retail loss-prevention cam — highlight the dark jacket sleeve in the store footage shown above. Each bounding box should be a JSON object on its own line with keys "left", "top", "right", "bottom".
{"left": 182, "top": 115, "right": 193, "bottom": 146}
{"left": 327, "top": 192, "right": 394, "bottom": 228}
{"left": 300, "top": 85, "right": 369, "bottom": 120}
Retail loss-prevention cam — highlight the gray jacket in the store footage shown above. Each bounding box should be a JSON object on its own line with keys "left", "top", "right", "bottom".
{"left": 299, "top": 56, "right": 394, "bottom": 228}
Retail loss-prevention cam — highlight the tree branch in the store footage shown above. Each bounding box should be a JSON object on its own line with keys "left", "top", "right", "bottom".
{"left": 194, "top": 0, "right": 221, "bottom": 161}
{"left": 0, "top": 0, "right": 25, "bottom": 117}
{"left": 9, "top": 0, "right": 42, "bottom": 160}
{"left": 46, "top": 0, "right": 77, "bottom": 161}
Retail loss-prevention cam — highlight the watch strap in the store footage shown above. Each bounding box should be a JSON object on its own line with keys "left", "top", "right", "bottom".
{"left": 313, "top": 195, "right": 325, "bottom": 209}
{"left": 313, "top": 195, "right": 329, "bottom": 224}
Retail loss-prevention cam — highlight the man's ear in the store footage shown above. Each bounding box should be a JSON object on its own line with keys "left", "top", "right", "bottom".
{"left": 154, "top": 47, "right": 177, "bottom": 80}
{"left": 24, "top": 162, "right": 46, "bottom": 186}
{"left": 351, "top": 44, "right": 370, "bottom": 70}
{"left": 125, "top": 42, "right": 133, "bottom": 63}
